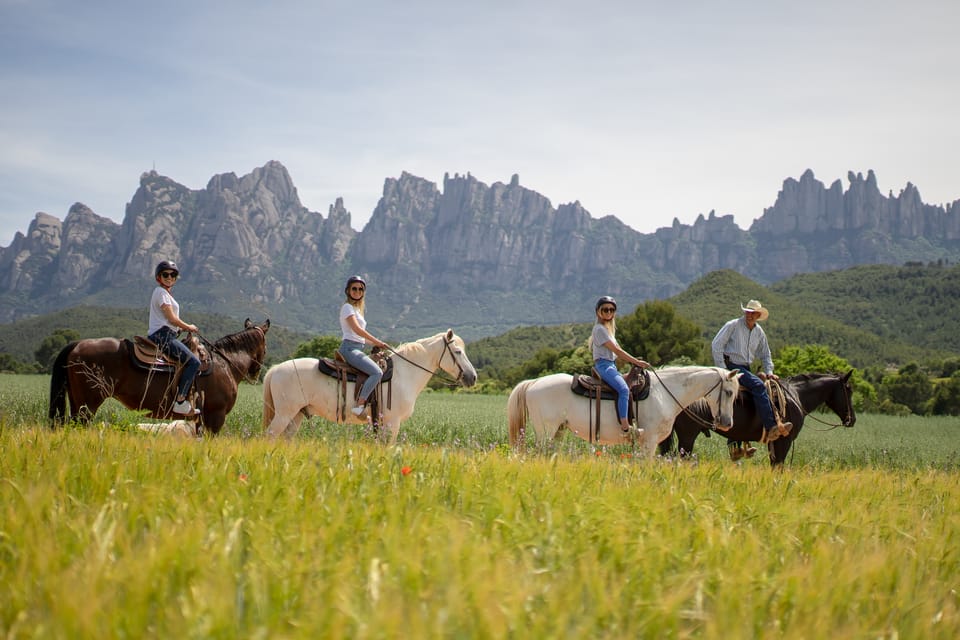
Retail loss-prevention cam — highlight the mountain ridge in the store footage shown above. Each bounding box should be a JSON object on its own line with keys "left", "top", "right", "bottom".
{"left": 2, "top": 161, "right": 958, "bottom": 340}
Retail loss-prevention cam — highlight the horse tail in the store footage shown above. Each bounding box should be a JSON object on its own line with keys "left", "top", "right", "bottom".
{"left": 262, "top": 365, "right": 276, "bottom": 431}
{"left": 507, "top": 380, "right": 533, "bottom": 447}
{"left": 48, "top": 341, "right": 79, "bottom": 428}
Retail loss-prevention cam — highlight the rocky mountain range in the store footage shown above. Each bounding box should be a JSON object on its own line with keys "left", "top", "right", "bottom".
{"left": 1, "top": 161, "right": 958, "bottom": 340}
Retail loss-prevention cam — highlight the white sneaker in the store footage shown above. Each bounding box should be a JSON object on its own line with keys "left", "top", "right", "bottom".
{"left": 172, "top": 399, "right": 194, "bottom": 415}
{"left": 350, "top": 405, "right": 366, "bottom": 416}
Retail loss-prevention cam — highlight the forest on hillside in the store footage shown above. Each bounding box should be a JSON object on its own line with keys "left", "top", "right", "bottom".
{"left": 2, "top": 263, "right": 958, "bottom": 379}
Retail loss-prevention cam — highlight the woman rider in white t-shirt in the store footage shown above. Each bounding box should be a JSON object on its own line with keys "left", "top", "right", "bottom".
{"left": 337, "top": 275, "right": 389, "bottom": 416}
{"left": 147, "top": 260, "right": 200, "bottom": 415}
{"left": 590, "top": 296, "right": 649, "bottom": 432}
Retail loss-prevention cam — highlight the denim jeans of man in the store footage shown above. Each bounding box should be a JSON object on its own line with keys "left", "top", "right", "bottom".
{"left": 726, "top": 363, "right": 777, "bottom": 428}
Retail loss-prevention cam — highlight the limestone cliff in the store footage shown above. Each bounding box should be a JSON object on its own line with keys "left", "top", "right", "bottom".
{"left": 1, "top": 163, "right": 957, "bottom": 338}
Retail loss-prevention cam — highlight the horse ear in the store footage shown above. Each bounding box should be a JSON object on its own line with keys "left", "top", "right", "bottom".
{"left": 263, "top": 319, "right": 271, "bottom": 331}
{"left": 446, "top": 328, "right": 454, "bottom": 340}
{"left": 244, "top": 318, "right": 252, "bottom": 329}
{"left": 843, "top": 370, "right": 852, "bottom": 382}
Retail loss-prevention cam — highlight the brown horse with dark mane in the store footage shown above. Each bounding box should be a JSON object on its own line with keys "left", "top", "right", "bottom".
{"left": 659, "top": 371, "right": 856, "bottom": 466}
{"left": 49, "top": 319, "right": 269, "bottom": 435}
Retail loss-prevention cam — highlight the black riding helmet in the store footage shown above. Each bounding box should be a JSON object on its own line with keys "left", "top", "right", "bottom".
{"left": 344, "top": 275, "right": 367, "bottom": 295}
{"left": 596, "top": 296, "right": 617, "bottom": 312}
{"left": 155, "top": 260, "right": 180, "bottom": 278}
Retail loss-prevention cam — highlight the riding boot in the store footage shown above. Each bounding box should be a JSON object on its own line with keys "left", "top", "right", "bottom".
{"left": 761, "top": 426, "right": 782, "bottom": 444}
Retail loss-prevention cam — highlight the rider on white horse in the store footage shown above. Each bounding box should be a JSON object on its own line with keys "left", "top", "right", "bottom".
{"left": 591, "top": 296, "right": 650, "bottom": 432}
{"left": 337, "top": 275, "right": 390, "bottom": 417}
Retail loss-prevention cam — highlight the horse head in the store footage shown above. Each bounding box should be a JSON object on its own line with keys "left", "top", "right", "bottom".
{"left": 437, "top": 329, "right": 478, "bottom": 387}
{"left": 244, "top": 318, "right": 270, "bottom": 381}
{"left": 827, "top": 370, "right": 857, "bottom": 427}
{"left": 215, "top": 318, "right": 270, "bottom": 383}
{"left": 714, "top": 369, "right": 740, "bottom": 430}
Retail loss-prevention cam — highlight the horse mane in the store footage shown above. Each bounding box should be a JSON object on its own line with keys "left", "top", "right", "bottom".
{"left": 393, "top": 340, "right": 428, "bottom": 358}
{"left": 213, "top": 328, "right": 263, "bottom": 354}
{"left": 788, "top": 372, "right": 837, "bottom": 382}
{"left": 393, "top": 332, "right": 454, "bottom": 358}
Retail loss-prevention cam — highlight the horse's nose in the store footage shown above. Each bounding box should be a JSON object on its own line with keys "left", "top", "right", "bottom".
{"left": 462, "top": 370, "right": 478, "bottom": 387}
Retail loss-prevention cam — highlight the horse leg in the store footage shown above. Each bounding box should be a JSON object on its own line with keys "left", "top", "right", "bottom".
{"left": 281, "top": 413, "right": 305, "bottom": 439}
{"left": 386, "top": 420, "right": 401, "bottom": 446}
{"left": 202, "top": 410, "right": 226, "bottom": 436}
{"left": 265, "top": 410, "right": 297, "bottom": 439}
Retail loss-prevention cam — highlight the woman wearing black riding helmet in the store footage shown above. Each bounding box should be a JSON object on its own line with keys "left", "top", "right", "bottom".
{"left": 147, "top": 260, "right": 200, "bottom": 415}
{"left": 590, "top": 296, "right": 649, "bottom": 432}
{"left": 338, "top": 275, "right": 389, "bottom": 417}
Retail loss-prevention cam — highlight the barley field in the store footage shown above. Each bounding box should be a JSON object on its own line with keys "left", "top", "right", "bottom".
{"left": 1, "top": 374, "right": 958, "bottom": 638}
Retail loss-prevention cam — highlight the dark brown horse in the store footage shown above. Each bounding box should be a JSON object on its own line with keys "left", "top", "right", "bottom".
{"left": 658, "top": 371, "right": 856, "bottom": 466}
{"left": 49, "top": 319, "right": 270, "bottom": 435}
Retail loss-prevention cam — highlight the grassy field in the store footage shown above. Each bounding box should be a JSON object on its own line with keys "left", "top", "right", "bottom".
{"left": 1, "top": 374, "right": 959, "bottom": 638}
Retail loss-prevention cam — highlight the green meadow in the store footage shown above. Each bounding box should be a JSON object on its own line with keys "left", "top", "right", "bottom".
{"left": 1, "top": 373, "right": 959, "bottom": 638}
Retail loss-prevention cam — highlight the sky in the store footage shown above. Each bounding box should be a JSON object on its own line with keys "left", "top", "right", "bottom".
{"left": 1, "top": 0, "right": 958, "bottom": 247}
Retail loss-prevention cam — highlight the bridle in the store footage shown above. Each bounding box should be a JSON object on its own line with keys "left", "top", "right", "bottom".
{"left": 799, "top": 376, "right": 855, "bottom": 431}
{"left": 385, "top": 335, "right": 466, "bottom": 388}
{"left": 650, "top": 367, "right": 731, "bottom": 431}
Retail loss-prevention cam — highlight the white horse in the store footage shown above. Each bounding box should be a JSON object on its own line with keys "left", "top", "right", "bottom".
{"left": 262, "top": 329, "right": 477, "bottom": 443}
{"left": 508, "top": 366, "right": 740, "bottom": 457}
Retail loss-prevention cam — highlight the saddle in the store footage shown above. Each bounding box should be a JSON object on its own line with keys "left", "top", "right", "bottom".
{"left": 127, "top": 335, "right": 211, "bottom": 376}
{"left": 570, "top": 365, "right": 650, "bottom": 442}
{"left": 317, "top": 348, "right": 393, "bottom": 425}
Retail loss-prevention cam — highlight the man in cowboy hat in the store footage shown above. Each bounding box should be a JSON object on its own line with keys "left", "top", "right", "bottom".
{"left": 712, "top": 299, "right": 792, "bottom": 459}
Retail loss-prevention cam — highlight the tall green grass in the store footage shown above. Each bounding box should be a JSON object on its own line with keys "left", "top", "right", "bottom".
{"left": 2, "top": 373, "right": 959, "bottom": 637}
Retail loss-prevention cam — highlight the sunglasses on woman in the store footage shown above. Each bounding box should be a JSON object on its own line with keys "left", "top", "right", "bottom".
{"left": 350, "top": 286, "right": 365, "bottom": 292}
{"left": 599, "top": 306, "right": 616, "bottom": 314}
{"left": 160, "top": 271, "right": 178, "bottom": 279}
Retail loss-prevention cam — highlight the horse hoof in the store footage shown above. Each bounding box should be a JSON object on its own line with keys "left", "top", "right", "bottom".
{"left": 729, "top": 447, "right": 744, "bottom": 462}
{"left": 744, "top": 445, "right": 757, "bottom": 458}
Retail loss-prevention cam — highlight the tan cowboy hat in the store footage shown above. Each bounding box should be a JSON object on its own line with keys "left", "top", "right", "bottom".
{"left": 741, "top": 299, "right": 769, "bottom": 321}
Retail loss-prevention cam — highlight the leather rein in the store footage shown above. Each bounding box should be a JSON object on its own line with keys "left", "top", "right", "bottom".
{"left": 649, "top": 368, "right": 730, "bottom": 431}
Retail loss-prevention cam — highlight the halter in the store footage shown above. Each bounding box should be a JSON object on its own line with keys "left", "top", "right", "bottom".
{"left": 651, "top": 367, "right": 730, "bottom": 431}
{"left": 386, "top": 335, "right": 465, "bottom": 387}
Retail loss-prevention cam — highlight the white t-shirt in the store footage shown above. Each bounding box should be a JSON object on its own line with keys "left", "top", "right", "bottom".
{"left": 591, "top": 323, "right": 617, "bottom": 361}
{"left": 148, "top": 286, "right": 179, "bottom": 335}
{"left": 340, "top": 303, "right": 366, "bottom": 343}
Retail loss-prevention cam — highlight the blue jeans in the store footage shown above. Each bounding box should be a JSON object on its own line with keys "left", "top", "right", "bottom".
{"left": 594, "top": 358, "right": 629, "bottom": 421}
{"left": 149, "top": 326, "right": 200, "bottom": 400}
{"left": 726, "top": 363, "right": 777, "bottom": 429}
{"left": 339, "top": 340, "right": 383, "bottom": 403}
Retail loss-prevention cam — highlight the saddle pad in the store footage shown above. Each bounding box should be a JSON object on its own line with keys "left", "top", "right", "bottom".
{"left": 318, "top": 355, "right": 394, "bottom": 383}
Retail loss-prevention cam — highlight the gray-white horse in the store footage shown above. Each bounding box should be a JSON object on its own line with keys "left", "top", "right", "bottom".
{"left": 263, "top": 329, "right": 477, "bottom": 444}
{"left": 508, "top": 366, "right": 740, "bottom": 457}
